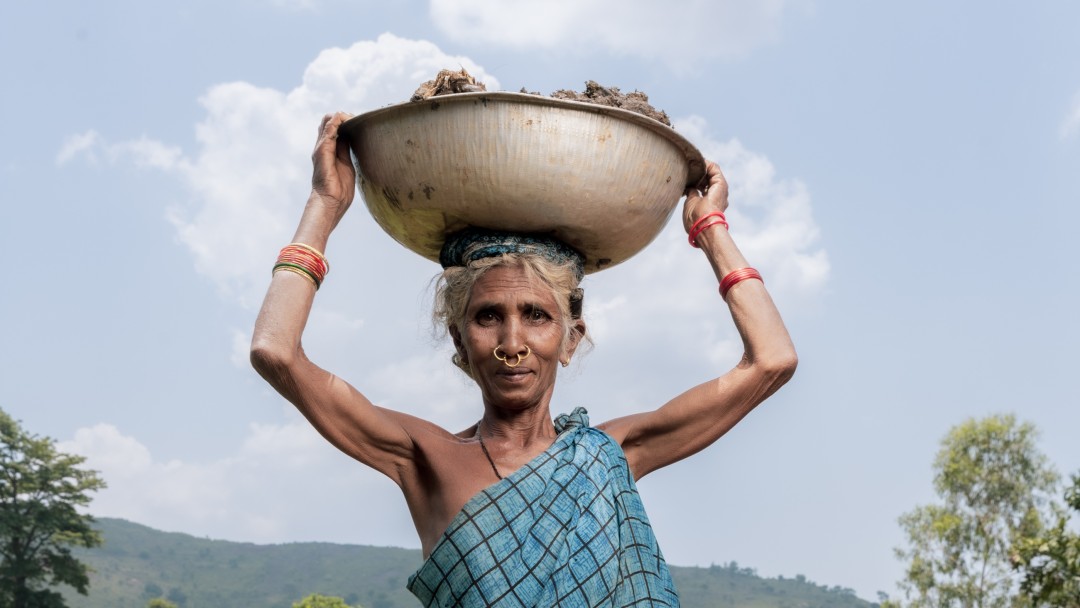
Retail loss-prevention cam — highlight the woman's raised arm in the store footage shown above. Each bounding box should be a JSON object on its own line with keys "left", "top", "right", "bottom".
{"left": 598, "top": 160, "right": 798, "bottom": 479}
{"left": 249, "top": 112, "right": 416, "bottom": 483}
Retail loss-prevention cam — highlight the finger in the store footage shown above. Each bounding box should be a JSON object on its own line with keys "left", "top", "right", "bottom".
{"left": 318, "top": 113, "right": 334, "bottom": 137}
{"left": 704, "top": 162, "right": 728, "bottom": 200}
{"left": 686, "top": 160, "right": 716, "bottom": 198}
{"left": 331, "top": 113, "right": 356, "bottom": 165}
{"left": 328, "top": 111, "right": 354, "bottom": 131}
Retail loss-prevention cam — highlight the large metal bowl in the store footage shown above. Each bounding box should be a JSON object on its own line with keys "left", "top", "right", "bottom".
{"left": 341, "top": 92, "right": 704, "bottom": 274}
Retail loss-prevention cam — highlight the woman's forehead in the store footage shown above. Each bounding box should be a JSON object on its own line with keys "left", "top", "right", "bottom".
{"left": 468, "top": 265, "right": 557, "bottom": 307}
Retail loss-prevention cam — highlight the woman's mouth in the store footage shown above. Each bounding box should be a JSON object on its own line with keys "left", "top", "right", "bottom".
{"left": 497, "top": 368, "right": 532, "bottom": 380}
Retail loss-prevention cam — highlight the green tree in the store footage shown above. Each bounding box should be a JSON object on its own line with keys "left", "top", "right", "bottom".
{"left": 292, "top": 594, "right": 355, "bottom": 608}
{"left": 146, "top": 599, "right": 178, "bottom": 608}
{"left": 1012, "top": 472, "right": 1080, "bottom": 607}
{"left": 0, "top": 409, "right": 105, "bottom": 608}
{"left": 893, "top": 414, "right": 1059, "bottom": 608}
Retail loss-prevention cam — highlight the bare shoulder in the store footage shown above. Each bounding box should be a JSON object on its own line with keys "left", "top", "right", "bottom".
{"left": 378, "top": 407, "right": 473, "bottom": 447}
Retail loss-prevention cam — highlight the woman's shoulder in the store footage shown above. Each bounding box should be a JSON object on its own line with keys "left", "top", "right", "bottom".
{"left": 378, "top": 406, "right": 476, "bottom": 446}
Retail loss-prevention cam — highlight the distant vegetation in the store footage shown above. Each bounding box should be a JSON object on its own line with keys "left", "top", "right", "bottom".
{"left": 65, "top": 518, "right": 875, "bottom": 608}
{"left": 886, "top": 414, "right": 1080, "bottom": 608}
{"left": 0, "top": 409, "right": 105, "bottom": 608}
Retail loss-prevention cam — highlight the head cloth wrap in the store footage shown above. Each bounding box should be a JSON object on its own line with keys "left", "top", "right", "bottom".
{"left": 439, "top": 228, "right": 586, "bottom": 282}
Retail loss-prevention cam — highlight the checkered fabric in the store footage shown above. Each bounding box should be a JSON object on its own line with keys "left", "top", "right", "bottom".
{"left": 407, "top": 408, "right": 680, "bottom": 607}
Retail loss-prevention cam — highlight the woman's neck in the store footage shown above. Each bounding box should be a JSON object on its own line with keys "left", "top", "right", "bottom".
{"left": 480, "top": 405, "right": 557, "bottom": 448}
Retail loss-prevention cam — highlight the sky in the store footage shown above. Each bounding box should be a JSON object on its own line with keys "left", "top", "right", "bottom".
{"left": 2, "top": 0, "right": 1080, "bottom": 602}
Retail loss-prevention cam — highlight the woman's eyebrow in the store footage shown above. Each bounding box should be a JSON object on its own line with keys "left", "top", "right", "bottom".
{"left": 518, "top": 300, "right": 550, "bottom": 312}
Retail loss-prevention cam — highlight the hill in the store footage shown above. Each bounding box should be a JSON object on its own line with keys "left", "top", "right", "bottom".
{"left": 64, "top": 518, "right": 875, "bottom": 608}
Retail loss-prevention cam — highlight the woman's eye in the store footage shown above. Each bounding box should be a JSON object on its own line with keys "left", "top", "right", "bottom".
{"left": 528, "top": 308, "right": 549, "bottom": 322}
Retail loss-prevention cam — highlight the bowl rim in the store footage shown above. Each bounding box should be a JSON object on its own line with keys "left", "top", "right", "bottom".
{"left": 341, "top": 91, "right": 706, "bottom": 187}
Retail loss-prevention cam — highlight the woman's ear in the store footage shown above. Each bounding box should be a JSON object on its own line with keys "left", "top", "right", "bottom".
{"left": 564, "top": 319, "right": 587, "bottom": 361}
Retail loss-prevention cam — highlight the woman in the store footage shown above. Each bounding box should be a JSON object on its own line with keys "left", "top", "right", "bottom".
{"left": 251, "top": 112, "right": 797, "bottom": 607}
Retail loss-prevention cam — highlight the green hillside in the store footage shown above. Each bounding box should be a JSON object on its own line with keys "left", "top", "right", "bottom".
{"left": 64, "top": 518, "right": 874, "bottom": 608}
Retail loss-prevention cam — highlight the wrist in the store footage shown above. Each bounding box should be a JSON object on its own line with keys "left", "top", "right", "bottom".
{"left": 687, "top": 210, "right": 728, "bottom": 248}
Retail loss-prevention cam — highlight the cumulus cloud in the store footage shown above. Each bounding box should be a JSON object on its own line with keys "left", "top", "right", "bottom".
{"left": 429, "top": 0, "right": 800, "bottom": 66}
{"left": 56, "top": 130, "right": 103, "bottom": 165}
{"left": 169, "top": 34, "right": 497, "bottom": 306}
{"left": 679, "top": 117, "right": 829, "bottom": 298}
{"left": 59, "top": 418, "right": 414, "bottom": 545}
{"left": 577, "top": 115, "right": 827, "bottom": 404}
{"left": 61, "top": 33, "right": 498, "bottom": 307}
{"left": 56, "top": 130, "right": 189, "bottom": 171}
{"left": 1062, "top": 91, "right": 1080, "bottom": 139}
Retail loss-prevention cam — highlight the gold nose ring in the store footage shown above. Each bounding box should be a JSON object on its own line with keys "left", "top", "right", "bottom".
{"left": 493, "top": 345, "right": 531, "bottom": 368}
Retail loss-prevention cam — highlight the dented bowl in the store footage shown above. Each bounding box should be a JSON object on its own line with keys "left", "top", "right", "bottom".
{"left": 341, "top": 92, "right": 704, "bottom": 274}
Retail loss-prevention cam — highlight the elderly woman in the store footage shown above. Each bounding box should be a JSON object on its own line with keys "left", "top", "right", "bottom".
{"left": 251, "top": 112, "right": 797, "bottom": 607}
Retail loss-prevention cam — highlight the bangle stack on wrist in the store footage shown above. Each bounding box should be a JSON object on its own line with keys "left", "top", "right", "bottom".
{"left": 687, "top": 211, "right": 728, "bottom": 248}
{"left": 273, "top": 243, "right": 329, "bottom": 289}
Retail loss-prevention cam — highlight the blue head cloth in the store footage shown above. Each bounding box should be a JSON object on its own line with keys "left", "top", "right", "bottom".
{"left": 439, "top": 228, "right": 586, "bottom": 282}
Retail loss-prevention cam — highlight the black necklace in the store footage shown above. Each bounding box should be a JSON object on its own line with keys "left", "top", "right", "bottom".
{"left": 476, "top": 421, "right": 503, "bottom": 480}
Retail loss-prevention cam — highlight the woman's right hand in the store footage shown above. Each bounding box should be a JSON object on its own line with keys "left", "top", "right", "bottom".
{"left": 309, "top": 112, "right": 356, "bottom": 225}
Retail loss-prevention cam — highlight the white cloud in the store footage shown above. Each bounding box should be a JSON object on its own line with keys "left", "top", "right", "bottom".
{"left": 55, "top": 130, "right": 191, "bottom": 173}
{"left": 56, "top": 130, "right": 102, "bottom": 165}
{"left": 1062, "top": 91, "right": 1080, "bottom": 139}
{"left": 680, "top": 117, "right": 830, "bottom": 299}
{"left": 59, "top": 417, "right": 414, "bottom": 546}
{"left": 429, "top": 0, "right": 802, "bottom": 66}
{"left": 230, "top": 327, "right": 251, "bottom": 368}
{"left": 61, "top": 33, "right": 499, "bottom": 307}
{"left": 364, "top": 350, "right": 479, "bottom": 428}
{"left": 576, "top": 115, "right": 827, "bottom": 405}
{"left": 61, "top": 424, "right": 153, "bottom": 477}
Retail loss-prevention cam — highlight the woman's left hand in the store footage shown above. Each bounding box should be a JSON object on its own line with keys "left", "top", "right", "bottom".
{"left": 682, "top": 160, "right": 728, "bottom": 232}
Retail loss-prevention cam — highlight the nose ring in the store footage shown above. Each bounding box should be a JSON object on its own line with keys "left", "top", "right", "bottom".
{"left": 494, "top": 345, "right": 531, "bottom": 368}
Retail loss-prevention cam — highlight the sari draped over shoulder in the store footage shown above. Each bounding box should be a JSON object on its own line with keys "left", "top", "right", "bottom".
{"left": 408, "top": 408, "right": 680, "bottom": 607}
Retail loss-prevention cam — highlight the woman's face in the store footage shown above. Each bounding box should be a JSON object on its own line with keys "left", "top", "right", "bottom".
{"left": 453, "top": 264, "right": 577, "bottom": 411}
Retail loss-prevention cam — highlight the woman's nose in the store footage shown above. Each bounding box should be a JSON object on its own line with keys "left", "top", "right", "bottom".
{"left": 499, "top": 319, "right": 529, "bottom": 355}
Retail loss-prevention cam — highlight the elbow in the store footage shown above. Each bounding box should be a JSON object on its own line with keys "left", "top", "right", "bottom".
{"left": 757, "top": 347, "right": 798, "bottom": 393}
{"left": 249, "top": 337, "right": 297, "bottom": 381}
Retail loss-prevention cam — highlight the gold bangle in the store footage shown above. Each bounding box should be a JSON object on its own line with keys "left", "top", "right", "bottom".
{"left": 273, "top": 264, "right": 319, "bottom": 289}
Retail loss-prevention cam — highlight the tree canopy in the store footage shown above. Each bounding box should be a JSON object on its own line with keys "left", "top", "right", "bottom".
{"left": 292, "top": 593, "right": 356, "bottom": 608}
{"left": 0, "top": 408, "right": 105, "bottom": 608}
{"left": 1012, "top": 472, "right": 1080, "bottom": 607}
{"left": 892, "top": 414, "right": 1059, "bottom": 608}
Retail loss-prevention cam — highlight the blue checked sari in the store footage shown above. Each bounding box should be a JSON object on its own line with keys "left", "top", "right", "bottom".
{"left": 408, "top": 408, "right": 679, "bottom": 607}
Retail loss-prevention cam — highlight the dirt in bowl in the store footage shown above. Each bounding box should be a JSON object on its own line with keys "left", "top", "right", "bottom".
{"left": 411, "top": 69, "right": 671, "bottom": 126}
{"left": 545, "top": 81, "right": 670, "bottom": 126}
{"left": 411, "top": 68, "right": 487, "bottom": 101}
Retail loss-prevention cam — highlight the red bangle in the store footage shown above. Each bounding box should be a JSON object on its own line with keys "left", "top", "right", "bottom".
{"left": 688, "top": 211, "right": 728, "bottom": 247}
{"left": 719, "top": 267, "right": 763, "bottom": 300}
{"left": 273, "top": 243, "right": 330, "bottom": 289}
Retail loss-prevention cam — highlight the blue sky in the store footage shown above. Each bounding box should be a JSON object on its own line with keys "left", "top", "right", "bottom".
{"left": 2, "top": 0, "right": 1079, "bottom": 602}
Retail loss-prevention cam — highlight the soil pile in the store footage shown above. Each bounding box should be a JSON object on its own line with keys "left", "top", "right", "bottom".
{"left": 411, "top": 70, "right": 671, "bottom": 126}
{"left": 546, "top": 81, "right": 670, "bottom": 126}
{"left": 411, "top": 68, "right": 487, "bottom": 101}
